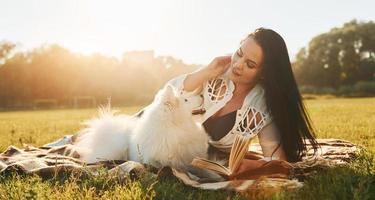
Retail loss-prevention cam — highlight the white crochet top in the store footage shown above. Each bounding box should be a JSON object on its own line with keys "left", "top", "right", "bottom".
{"left": 167, "top": 71, "right": 277, "bottom": 152}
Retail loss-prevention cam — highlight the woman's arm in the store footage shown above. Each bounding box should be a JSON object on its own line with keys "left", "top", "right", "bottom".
{"left": 182, "top": 68, "right": 211, "bottom": 93}
{"left": 183, "top": 56, "right": 232, "bottom": 92}
{"left": 258, "top": 122, "right": 287, "bottom": 161}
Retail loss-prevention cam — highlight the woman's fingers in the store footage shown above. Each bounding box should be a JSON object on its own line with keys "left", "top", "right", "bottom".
{"left": 214, "top": 56, "right": 231, "bottom": 71}
{"left": 223, "top": 62, "right": 231, "bottom": 71}
{"left": 205, "top": 55, "right": 232, "bottom": 79}
{"left": 216, "top": 56, "right": 231, "bottom": 66}
{"left": 218, "top": 56, "right": 232, "bottom": 73}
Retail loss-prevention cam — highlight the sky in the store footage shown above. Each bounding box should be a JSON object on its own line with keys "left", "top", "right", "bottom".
{"left": 0, "top": 0, "right": 374, "bottom": 65}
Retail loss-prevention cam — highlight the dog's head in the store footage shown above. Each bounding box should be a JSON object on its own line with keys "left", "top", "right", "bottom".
{"left": 153, "top": 85, "right": 203, "bottom": 121}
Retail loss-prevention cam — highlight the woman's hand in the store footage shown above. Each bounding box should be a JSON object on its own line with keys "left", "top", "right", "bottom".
{"left": 203, "top": 56, "right": 232, "bottom": 79}
{"left": 183, "top": 55, "right": 232, "bottom": 93}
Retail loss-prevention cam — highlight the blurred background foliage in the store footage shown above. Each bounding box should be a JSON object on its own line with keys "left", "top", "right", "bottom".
{"left": 0, "top": 19, "right": 374, "bottom": 110}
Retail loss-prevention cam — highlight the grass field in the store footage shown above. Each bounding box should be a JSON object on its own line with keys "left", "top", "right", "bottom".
{"left": 0, "top": 98, "right": 374, "bottom": 199}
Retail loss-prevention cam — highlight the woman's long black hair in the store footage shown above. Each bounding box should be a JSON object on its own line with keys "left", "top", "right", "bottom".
{"left": 249, "top": 28, "right": 319, "bottom": 162}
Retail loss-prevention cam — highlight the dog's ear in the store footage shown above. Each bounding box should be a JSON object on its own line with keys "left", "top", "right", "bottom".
{"left": 162, "top": 85, "right": 176, "bottom": 101}
{"left": 166, "top": 85, "right": 177, "bottom": 95}
{"left": 155, "top": 84, "right": 176, "bottom": 103}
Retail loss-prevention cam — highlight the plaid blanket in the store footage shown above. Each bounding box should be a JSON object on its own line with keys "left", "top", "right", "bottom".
{"left": 0, "top": 137, "right": 359, "bottom": 195}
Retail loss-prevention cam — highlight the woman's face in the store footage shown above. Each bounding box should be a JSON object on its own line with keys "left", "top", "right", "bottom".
{"left": 229, "top": 36, "right": 264, "bottom": 86}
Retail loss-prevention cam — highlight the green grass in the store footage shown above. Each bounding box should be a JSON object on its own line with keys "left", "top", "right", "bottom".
{"left": 0, "top": 106, "right": 141, "bottom": 151}
{"left": 0, "top": 98, "right": 374, "bottom": 199}
{"left": 306, "top": 98, "right": 375, "bottom": 152}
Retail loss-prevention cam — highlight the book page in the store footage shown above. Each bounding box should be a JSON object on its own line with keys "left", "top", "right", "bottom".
{"left": 191, "top": 134, "right": 251, "bottom": 176}
{"left": 228, "top": 135, "right": 238, "bottom": 170}
{"left": 228, "top": 134, "right": 251, "bottom": 174}
{"left": 191, "top": 158, "right": 231, "bottom": 175}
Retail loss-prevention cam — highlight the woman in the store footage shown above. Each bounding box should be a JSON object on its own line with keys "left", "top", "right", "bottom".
{"left": 165, "top": 27, "right": 318, "bottom": 164}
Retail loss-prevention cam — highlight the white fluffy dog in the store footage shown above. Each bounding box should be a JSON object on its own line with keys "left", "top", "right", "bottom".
{"left": 72, "top": 85, "right": 210, "bottom": 170}
{"left": 129, "top": 85, "right": 209, "bottom": 169}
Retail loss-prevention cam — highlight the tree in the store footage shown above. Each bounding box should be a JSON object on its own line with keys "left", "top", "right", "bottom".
{"left": 0, "top": 43, "right": 199, "bottom": 108}
{"left": 293, "top": 20, "right": 375, "bottom": 88}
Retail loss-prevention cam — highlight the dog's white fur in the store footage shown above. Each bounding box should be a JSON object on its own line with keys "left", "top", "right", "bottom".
{"left": 72, "top": 109, "right": 136, "bottom": 163}
{"left": 73, "top": 85, "right": 209, "bottom": 170}
{"left": 129, "top": 85, "right": 209, "bottom": 169}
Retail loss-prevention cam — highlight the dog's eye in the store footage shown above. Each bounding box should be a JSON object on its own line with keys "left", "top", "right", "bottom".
{"left": 184, "top": 99, "right": 188, "bottom": 102}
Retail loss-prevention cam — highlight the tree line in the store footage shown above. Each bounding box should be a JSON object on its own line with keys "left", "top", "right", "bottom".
{"left": 293, "top": 20, "right": 375, "bottom": 96}
{"left": 0, "top": 44, "right": 200, "bottom": 109}
{"left": 1, "top": 19, "right": 374, "bottom": 109}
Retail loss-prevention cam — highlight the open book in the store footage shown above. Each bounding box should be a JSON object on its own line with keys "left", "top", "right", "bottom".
{"left": 191, "top": 134, "right": 251, "bottom": 177}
